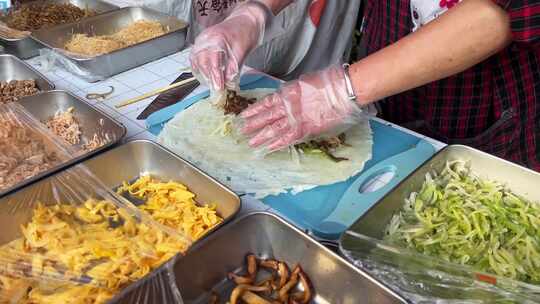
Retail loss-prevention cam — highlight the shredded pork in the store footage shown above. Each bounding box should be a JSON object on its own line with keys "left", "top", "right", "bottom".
{"left": 0, "top": 80, "right": 39, "bottom": 104}
{"left": 45, "top": 107, "right": 82, "bottom": 145}
{"left": 0, "top": 112, "right": 61, "bottom": 191}
{"left": 82, "top": 133, "right": 107, "bottom": 151}
{"left": 46, "top": 108, "right": 109, "bottom": 152}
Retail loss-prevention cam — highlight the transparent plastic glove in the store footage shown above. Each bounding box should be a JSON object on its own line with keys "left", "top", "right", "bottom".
{"left": 190, "top": 1, "right": 271, "bottom": 95}
{"left": 241, "top": 65, "right": 364, "bottom": 152}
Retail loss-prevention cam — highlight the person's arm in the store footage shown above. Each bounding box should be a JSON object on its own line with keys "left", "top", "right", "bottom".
{"left": 351, "top": 0, "right": 511, "bottom": 105}
{"left": 241, "top": 0, "right": 514, "bottom": 151}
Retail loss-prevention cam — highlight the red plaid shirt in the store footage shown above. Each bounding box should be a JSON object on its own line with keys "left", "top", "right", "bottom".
{"left": 363, "top": 0, "right": 540, "bottom": 171}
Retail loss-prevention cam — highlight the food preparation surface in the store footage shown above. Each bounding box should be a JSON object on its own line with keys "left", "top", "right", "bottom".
{"left": 139, "top": 74, "right": 441, "bottom": 240}
{"left": 24, "top": 47, "right": 446, "bottom": 233}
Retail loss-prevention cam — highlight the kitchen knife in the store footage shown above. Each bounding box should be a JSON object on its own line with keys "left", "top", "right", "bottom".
{"left": 137, "top": 72, "right": 200, "bottom": 120}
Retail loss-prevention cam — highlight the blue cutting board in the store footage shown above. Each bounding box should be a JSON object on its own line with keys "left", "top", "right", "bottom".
{"left": 265, "top": 129, "right": 434, "bottom": 240}
{"left": 147, "top": 75, "right": 436, "bottom": 240}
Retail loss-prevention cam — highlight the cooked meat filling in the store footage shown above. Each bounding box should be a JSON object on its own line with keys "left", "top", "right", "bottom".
{"left": 45, "top": 107, "right": 82, "bottom": 145}
{"left": 224, "top": 90, "right": 257, "bottom": 115}
{"left": 223, "top": 90, "right": 349, "bottom": 162}
{"left": 4, "top": 2, "right": 95, "bottom": 32}
{"left": 0, "top": 80, "right": 39, "bottom": 104}
{"left": 0, "top": 115, "right": 61, "bottom": 191}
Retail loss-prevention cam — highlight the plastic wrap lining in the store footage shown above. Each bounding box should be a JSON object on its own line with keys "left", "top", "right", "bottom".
{"left": 38, "top": 48, "right": 108, "bottom": 83}
{"left": 341, "top": 232, "right": 540, "bottom": 304}
{"left": 0, "top": 162, "right": 193, "bottom": 303}
{"left": 0, "top": 103, "right": 73, "bottom": 194}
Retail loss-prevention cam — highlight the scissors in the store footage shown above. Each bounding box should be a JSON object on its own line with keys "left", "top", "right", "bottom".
{"left": 86, "top": 86, "right": 114, "bottom": 101}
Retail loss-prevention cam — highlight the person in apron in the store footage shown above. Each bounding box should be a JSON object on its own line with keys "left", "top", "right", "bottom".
{"left": 191, "top": 0, "right": 540, "bottom": 172}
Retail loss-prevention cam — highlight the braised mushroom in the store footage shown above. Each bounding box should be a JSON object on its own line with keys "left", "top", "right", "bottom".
{"left": 291, "top": 268, "right": 313, "bottom": 304}
{"left": 230, "top": 284, "right": 272, "bottom": 304}
{"left": 260, "top": 259, "right": 279, "bottom": 270}
{"left": 226, "top": 255, "right": 315, "bottom": 304}
{"left": 228, "top": 254, "right": 259, "bottom": 284}
{"left": 277, "top": 262, "right": 290, "bottom": 288}
{"left": 247, "top": 254, "right": 258, "bottom": 281}
{"left": 278, "top": 266, "right": 301, "bottom": 302}
{"left": 228, "top": 272, "right": 255, "bottom": 285}
{"left": 241, "top": 291, "right": 274, "bottom": 304}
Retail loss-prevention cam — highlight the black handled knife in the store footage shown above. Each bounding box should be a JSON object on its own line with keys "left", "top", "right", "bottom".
{"left": 137, "top": 72, "right": 200, "bottom": 120}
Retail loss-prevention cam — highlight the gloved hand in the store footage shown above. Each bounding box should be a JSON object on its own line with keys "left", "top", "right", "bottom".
{"left": 190, "top": 1, "right": 271, "bottom": 94}
{"left": 241, "top": 65, "right": 365, "bottom": 152}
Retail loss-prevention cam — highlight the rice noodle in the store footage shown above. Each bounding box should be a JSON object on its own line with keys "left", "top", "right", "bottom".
{"left": 64, "top": 20, "right": 166, "bottom": 56}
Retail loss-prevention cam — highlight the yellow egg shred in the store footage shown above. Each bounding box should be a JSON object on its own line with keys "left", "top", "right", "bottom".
{"left": 0, "top": 175, "right": 223, "bottom": 303}
{"left": 117, "top": 175, "right": 223, "bottom": 240}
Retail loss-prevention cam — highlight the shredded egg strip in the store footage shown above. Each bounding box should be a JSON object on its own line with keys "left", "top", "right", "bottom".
{"left": 0, "top": 200, "right": 186, "bottom": 303}
{"left": 117, "top": 175, "right": 223, "bottom": 240}
{"left": 0, "top": 177, "right": 222, "bottom": 303}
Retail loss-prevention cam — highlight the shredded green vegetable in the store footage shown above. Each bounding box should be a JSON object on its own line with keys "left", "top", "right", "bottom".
{"left": 385, "top": 160, "right": 540, "bottom": 284}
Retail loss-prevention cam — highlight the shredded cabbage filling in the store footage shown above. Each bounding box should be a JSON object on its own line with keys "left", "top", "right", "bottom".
{"left": 385, "top": 160, "right": 540, "bottom": 284}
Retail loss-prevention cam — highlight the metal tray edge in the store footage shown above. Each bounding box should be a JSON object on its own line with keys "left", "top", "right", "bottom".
{"left": 126, "top": 139, "right": 242, "bottom": 225}
{"left": 0, "top": 0, "right": 120, "bottom": 43}
{"left": 107, "top": 211, "right": 406, "bottom": 304}
{"left": 31, "top": 6, "right": 189, "bottom": 63}
{"left": 0, "top": 54, "right": 55, "bottom": 90}
{"left": 0, "top": 90, "right": 126, "bottom": 198}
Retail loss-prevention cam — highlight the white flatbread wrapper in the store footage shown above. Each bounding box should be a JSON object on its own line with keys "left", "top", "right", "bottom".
{"left": 159, "top": 89, "right": 373, "bottom": 199}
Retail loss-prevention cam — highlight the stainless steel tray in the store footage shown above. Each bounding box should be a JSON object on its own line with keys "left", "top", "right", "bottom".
{"left": 339, "top": 145, "right": 540, "bottom": 301}
{"left": 111, "top": 212, "right": 406, "bottom": 304}
{"left": 0, "top": 54, "right": 54, "bottom": 91}
{"left": 0, "top": 140, "right": 241, "bottom": 301}
{"left": 80, "top": 140, "right": 241, "bottom": 226}
{"left": 32, "top": 7, "right": 188, "bottom": 81}
{"left": 0, "top": 0, "right": 119, "bottom": 59}
{"left": 340, "top": 145, "right": 540, "bottom": 240}
{"left": 1, "top": 90, "right": 125, "bottom": 197}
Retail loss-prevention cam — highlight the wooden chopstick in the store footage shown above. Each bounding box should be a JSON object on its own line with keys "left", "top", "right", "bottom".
{"left": 115, "top": 76, "right": 198, "bottom": 108}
